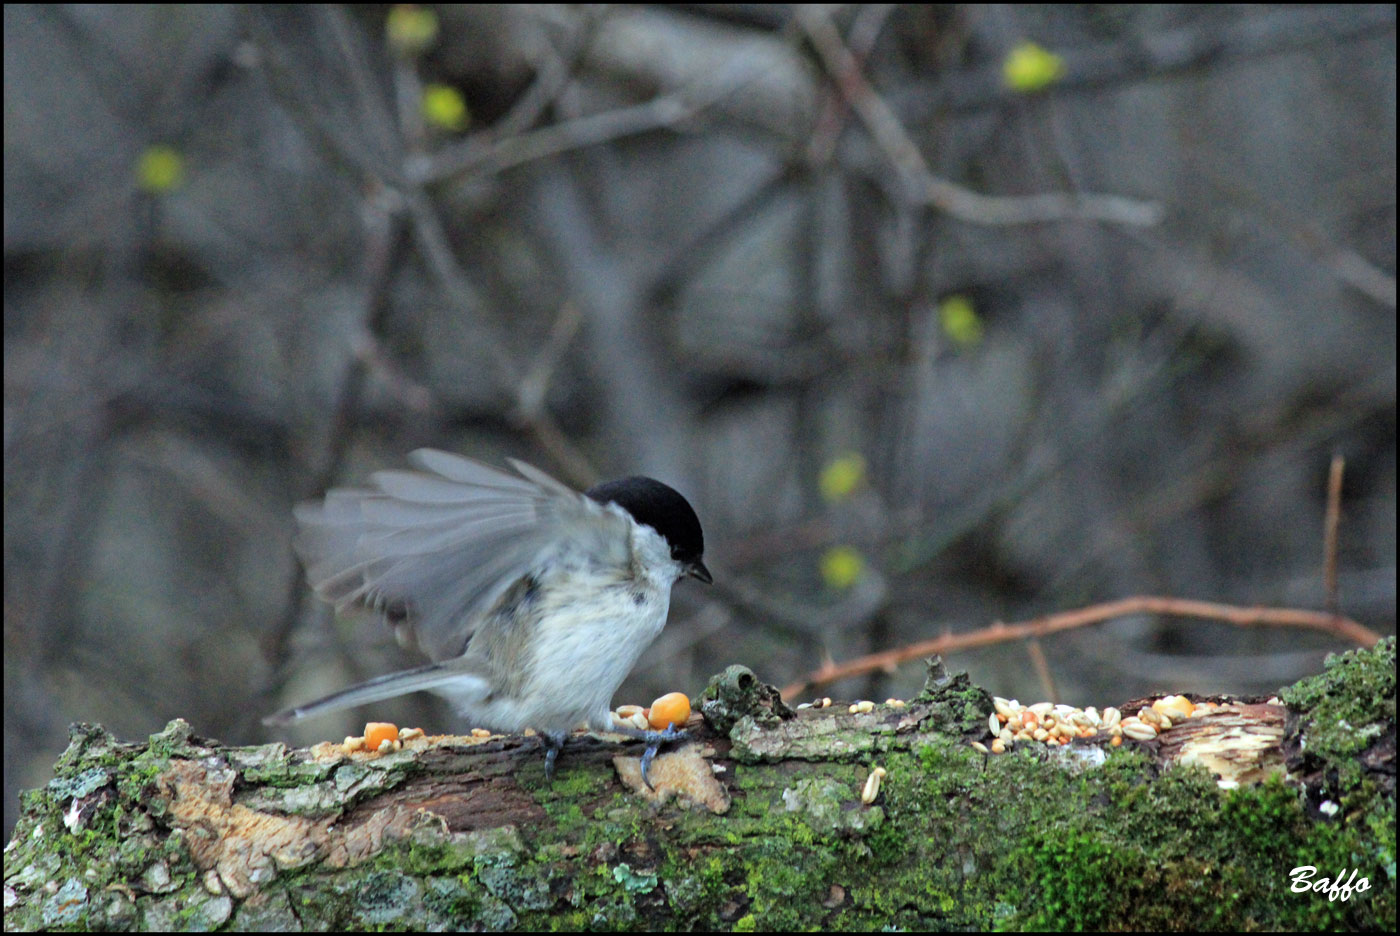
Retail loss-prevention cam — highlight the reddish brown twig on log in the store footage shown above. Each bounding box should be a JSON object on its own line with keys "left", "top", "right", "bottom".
{"left": 781, "top": 595, "right": 1381, "bottom": 699}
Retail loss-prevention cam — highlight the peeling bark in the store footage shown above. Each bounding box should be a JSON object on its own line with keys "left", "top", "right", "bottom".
{"left": 5, "top": 642, "right": 1394, "bottom": 930}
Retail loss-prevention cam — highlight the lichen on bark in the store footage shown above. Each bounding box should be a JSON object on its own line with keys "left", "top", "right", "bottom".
{"left": 4, "top": 641, "right": 1394, "bottom": 930}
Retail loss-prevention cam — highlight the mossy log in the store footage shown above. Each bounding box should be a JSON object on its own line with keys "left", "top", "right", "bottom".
{"left": 4, "top": 640, "right": 1394, "bottom": 930}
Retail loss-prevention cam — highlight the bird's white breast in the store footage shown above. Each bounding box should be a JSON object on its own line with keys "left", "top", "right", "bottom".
{"left": 444, "top": 518, "right": 682, "bottom": 734}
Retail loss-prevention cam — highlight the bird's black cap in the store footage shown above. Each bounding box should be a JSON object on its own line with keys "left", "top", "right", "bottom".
{"left": 585, "top": 476, "right": 709, "bottom": 581}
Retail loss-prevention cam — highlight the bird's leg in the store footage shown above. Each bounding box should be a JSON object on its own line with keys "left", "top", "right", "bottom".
{"left": 607, "top": 722, "right": 689, "bottom": 790}
{"left": 542, "top": 731, "right": 568, "bottom": 782}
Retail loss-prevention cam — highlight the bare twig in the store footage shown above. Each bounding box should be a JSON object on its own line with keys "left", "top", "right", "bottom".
{"left": 1324, "top": 455, "right": 1345, "bottom": 615}
{"left": 517, "top": 302, "right": 583, "bottom": 421}
{"left": 401, "top": 189, "right": 517, "bottom": 386}
{"left": 900, "top": 6, "right": 1396, "bottom": 114}
{"left": 513, "top": 301, "right": 599, "bottom": 488}
{"left": 1026, "top": 637, "right": 1058, "bottom": 705}
{"left": 381, "top": 16, "right": 598, "bottom": 487}
{"left": 415, "top": 66, "right": 757, "bottom": 185}
{"left": 256, "top": 188, "right": 409, "bottom": 726}
{"left": 781, "top": 594, "right": 1381, "bottom": 698}
{"left": 404, "top": 192, "right": 602, "bottom": 489}
{"left": 1198, "top": 164, "right": 1396, "bottom": 309}
{"left": 805, "top": 3, "right": 896, "bottom": 165}
{"left": 796, "top": 7, "right": 1164, "bottom": 227}
{"left": 1319, "top": 245, "right": 1397, "bottom": 309}
{"left": 493, "top": 12, "right": 601, "bottom": 138}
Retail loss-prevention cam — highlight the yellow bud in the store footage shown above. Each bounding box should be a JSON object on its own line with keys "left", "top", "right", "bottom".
{"left": 820, "top": 546, "right": 865, "bottom": 590}
{"left": 387, "top": 5, "right": 438, "bottom": 56}
{"left": 1003, "top": 42, "right": 1065, "bottom": 92}
{"left": 136, "top": 145, "right": 184, "bottom": 193}
{"left": 422, "top": 84, "right": 469, "bottom": 132}
{"left": 819, "top": 452, "right": 866, "bottom": 503}
{"left": 938, "top": 294, "right": 983, "bottom": 347}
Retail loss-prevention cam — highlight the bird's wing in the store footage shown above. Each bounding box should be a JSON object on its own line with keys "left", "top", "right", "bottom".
{"left": 294, "top": 450, "right": 632, "bottom": 661}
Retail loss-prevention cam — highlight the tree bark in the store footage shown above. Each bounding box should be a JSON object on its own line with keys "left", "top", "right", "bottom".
{"left": 5, "top": 641, "right": 1394, "bottom": 930}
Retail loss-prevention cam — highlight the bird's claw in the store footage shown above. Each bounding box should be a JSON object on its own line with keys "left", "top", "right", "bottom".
{"left": 639, "top": 722, "right": 688, "bottom": 791}
{"left": 542, "top": 732, "right": 566, "bottom": 783}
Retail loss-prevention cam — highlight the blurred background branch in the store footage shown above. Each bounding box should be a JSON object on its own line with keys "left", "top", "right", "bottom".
{"left": 4, "top": 4, "right": 1394, "bottom": 842}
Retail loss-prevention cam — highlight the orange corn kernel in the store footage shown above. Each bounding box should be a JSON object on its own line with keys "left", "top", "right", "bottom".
{"left": 648, "top": 692, "right": 691, "bottom": 730}
{"left": 364, "top": 722, "right": 398, "bottom": 751}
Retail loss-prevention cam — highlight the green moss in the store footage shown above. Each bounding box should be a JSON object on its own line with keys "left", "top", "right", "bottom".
{"left": 8, "top": 647, "right": 1394, "bottom": 930}
{"left": 1282, "top": 637, "right": 1396, "bottom": 793}
{"left": 546, "top": 764, "right": 612, "bottom": 799}
{"left": 382, "top": 823, "right": 522, "bottom": 877}
{"left": 866, "top": 820, "right": 908, "bottom": 866}
{"left": 235, "top": 746, "right": 340, "bottom": 788}
{"left": 142, "top": 719, "right": 205, "bottom": 760}
{"left": 1018, "top": 828, "right": 1148, "bottom": 928}
{"left": 739, "top": 852, "right": 816, "bottom": 929}
{"left": 1282, "top": 638, "right": 1395, "bottom": 721}
{"left": 995, "top": 767, "right": 1390, "bottom": 930}
{"left": 912, "top": 661, "right": 994, "bottom": 736}
{"left": 52, "top": 723, "right": 123, "bottom": 774}
{"left": 698, "top": 664, "right": 794, "bottom": 735}
{"left": 421, "top": 875, "right": 481, "bottom": 921}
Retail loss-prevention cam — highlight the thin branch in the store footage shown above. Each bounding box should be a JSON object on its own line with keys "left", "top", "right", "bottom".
{"left": 513, "top": 302, "right": 600, "bottom": 488}
{"left": 805, "top": 3, "right": 896, "bottom": 165}
{"left": 255, "top": 191, "right": 410, "bottom": 728}
{"left": 493, "top": 12, "right": 600, "bottom": 138}
{"left": 1026, "top": 637, "right": 1058, "bottom": 705}
{"left": 382, "top": 18, "right": 599, "bottom": 487}
{"left": 1324, "top": 454, "right": 1345, "bottom": 616}
{"left": 1198, "top": 164, "right": 1396, "bottom": 309}
{"left": 796, "top": 7, "right": 1164, "bottom": 227}
{"left": 401, "top": 189, "right": 517, "bottom": 387}
{"left": 414, "top": 67, "right": 756, "bottom": 186}
{"left": 781, "top": 594, "right": 1382, "bottom": 698}
{"left": 899, "top": 6, "right": 1396, "bottom": 115}
{"left": 516, "top": 302, "right": 583, "bottom": 421}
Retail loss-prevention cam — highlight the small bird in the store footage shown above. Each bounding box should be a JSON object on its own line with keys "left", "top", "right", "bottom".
{"left": 265, "top": 449, "right": 712, "bottom": 785}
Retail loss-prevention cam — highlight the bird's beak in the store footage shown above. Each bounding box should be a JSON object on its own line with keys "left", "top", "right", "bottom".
{"left": 687, "top": 561, "right": 713, "bottom": 585}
